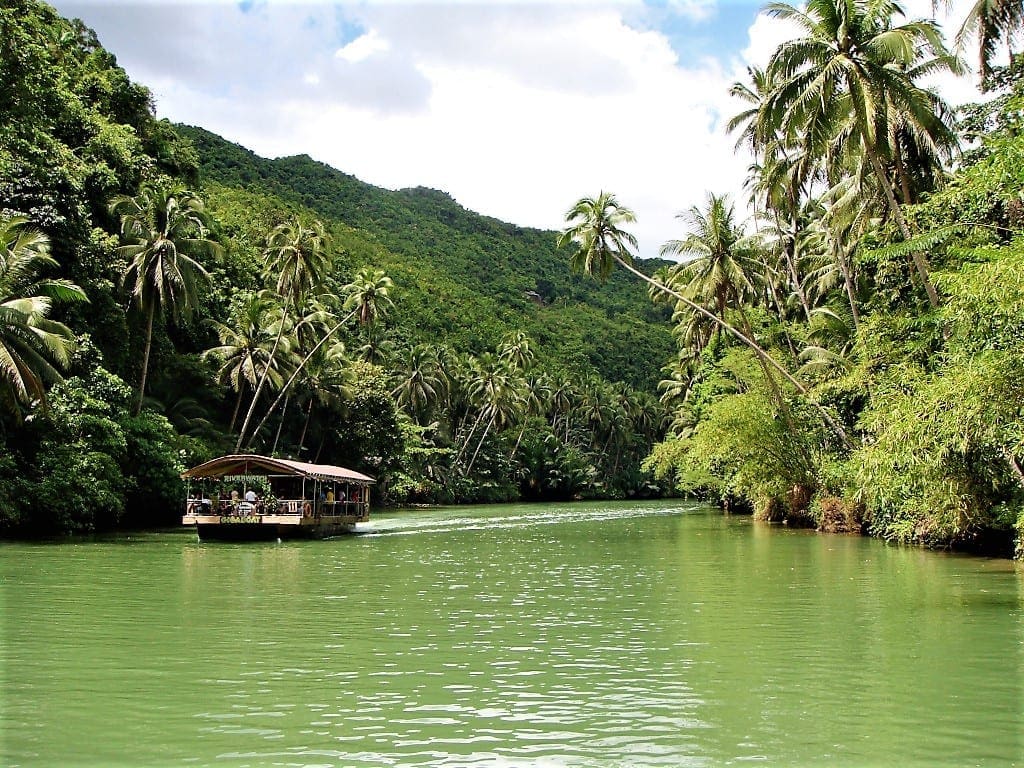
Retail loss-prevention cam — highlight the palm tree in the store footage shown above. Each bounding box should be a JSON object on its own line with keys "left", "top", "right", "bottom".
{"left": 763, "top": 0, "right": 960, "bottom": 307}
{"left": 465, "top": 355, "right": 525, "bottom": 473}
{"left": 245, "top": 268, "right": 394, "bottom": 447}
{"left": 290, "top": 339, "right": 350, "bottom": 455}
{"left": 559, "top": 192, "right": 640, "bottom": 281}
{"left": 203, "top": 292, "right": 285, "bottom": 432}
{"left": 559, "top": 192, "right": 853, "bottom": 449}
{"left": 954, "top": 0, "right": 1024, "bottom": 77}
{"left": 0, "top": 216, "right": 86, "bottom": 411}
{"left": 344, "top": 267, "right": 394, "bottom": 326}
{"left": 660, "top": 194, "right": 763, "bottom": 326}
{"left": 498, "top": 330, "right": 535, "bottom": 372}
{"left": 235, "top": 218, "right": 329, "bottom": 450}
{"left": 111, "top": 185, "right": 219, "bottom": 415}
{"left": 392, "top": 344, "right": 444, "bottom": 423}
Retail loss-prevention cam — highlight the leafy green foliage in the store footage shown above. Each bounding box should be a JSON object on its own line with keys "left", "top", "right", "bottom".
{"left": 178, "top": 126, "right": 674, "bottom": 391}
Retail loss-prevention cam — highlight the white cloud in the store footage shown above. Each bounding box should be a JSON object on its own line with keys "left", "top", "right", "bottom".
{"left": 335, "top": 29, "right": 391, "bottom": 63}
{"left": 50, "top": 0, "right": 982, "bottom": 262}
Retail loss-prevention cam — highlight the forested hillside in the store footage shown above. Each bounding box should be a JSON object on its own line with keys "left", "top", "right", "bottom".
{"left": 0, "top": 0, "right": 675, "bottom": 536}
{"left": 178, "top": 125, "right": 675, "bottom": 390}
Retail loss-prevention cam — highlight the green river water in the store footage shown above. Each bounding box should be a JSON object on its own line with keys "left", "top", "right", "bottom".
{"left": 1, "top": 500, "right": 1022, "bottom": 767}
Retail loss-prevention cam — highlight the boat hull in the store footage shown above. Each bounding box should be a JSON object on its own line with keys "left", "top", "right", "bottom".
{"left": 185, "top": 514, "right": 362, "bottom": 542}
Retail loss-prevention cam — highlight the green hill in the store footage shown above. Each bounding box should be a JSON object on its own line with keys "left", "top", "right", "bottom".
{"left": 0, "top": 1, "right": 681, "bottom": 535}
{"left": 177, "top": 125, "right": 675, "bottom": 391}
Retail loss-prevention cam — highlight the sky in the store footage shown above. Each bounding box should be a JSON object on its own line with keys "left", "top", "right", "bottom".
{"left": 51, "top": 0, "right": 982, "bottom": 259}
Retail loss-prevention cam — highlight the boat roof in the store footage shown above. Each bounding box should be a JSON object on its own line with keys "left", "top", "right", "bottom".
{"left": 182, "top": 454, "right": 376, "bottom": 484}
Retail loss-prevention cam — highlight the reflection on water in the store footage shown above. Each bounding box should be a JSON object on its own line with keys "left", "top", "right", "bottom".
{"left": 2, "top": 501, "right": 1023, "bottom": 767}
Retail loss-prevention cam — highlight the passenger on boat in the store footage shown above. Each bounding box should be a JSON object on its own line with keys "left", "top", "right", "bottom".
{"left": 244, "top": 489, "right": 257, "bottom": 504}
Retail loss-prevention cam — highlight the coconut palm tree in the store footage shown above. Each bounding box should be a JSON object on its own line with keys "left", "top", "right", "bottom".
{"left": 559, "top": 191, "right": 853, "bottom": 449}
{"left": 660, "top": 194, "right": 763, "bottom": 326}
{"left": 245, "top": 268, "right": 394, "bottom": 447}
{"left": 0, "top": 216, "right": 85, "bottom": 411}
{"left": 111, "top": 185, "right": 219, "bottom": 415}
{"left": 203, "top": 291, "right": 285, "bottom": 432}
{"left": 763, "top": 0, "right": 960, "bottom": 307}
{"left": 955, "top": 0, "right": 1024, "bottom": 77}
{"left": 498, "top": 330, "right": 534, "bottom": 372}
{"left": 344, "top": 267, "right": 394, "bottom": 326}
{"left": 465, "top": 356, "right": 525, "bottom": 473}
{"left": 235, "top": 218, "right": 329, "bottom": 450}
{"left": 290, "top": 339, "right": 350, "bottom": 456}
{"left": 392, "top": 344, "right": 444, "bottom": 423}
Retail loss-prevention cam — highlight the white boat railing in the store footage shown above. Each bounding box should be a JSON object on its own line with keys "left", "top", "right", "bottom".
{"left": 184, "top": 498, "right": 369, "bottom": 518}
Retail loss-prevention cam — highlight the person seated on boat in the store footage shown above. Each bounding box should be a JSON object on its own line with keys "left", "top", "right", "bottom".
{"left": 200, "top": 496, "right": 212, "bottom": 514}
{"left": 326, "top": 489, "right": 334, "bottom": 509}
{"left": 186, "top": 495, "right": 198, "bottom": 514}
{"left": 244, "top": 489, "right": 257, "bottom": 504}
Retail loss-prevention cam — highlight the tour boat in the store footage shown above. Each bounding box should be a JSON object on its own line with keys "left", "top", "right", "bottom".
{"left": 181, "top": 454, "right": 375, "bottom": 541}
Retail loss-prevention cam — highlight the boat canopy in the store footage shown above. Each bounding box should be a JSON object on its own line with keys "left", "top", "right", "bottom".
{"left": 182, "top": 454, "right": 375, "bottom": 485}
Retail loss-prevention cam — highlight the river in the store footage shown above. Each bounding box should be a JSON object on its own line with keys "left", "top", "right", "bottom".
{"left": 1, "top": 500, "right": 1022, "bottom": 766}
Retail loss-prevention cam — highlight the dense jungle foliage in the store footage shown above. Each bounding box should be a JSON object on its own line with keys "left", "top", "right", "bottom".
{"left": 0, "top": 0, "right": 675, "bottom": 535}
{"left": 2, "top": 0, "right": 1023, "bottom": 558}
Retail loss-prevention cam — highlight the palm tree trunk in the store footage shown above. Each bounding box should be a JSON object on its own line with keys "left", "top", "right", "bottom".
{"left": 271, "top": 393, "right": 290, "bottom": 455}
{"left": 467, "top": 413, "right": 496, "bottom": 473}
{"left": 299, "top": 397, "right": 314, "bottom": 451}
{"left": 134, "top": 301, "right": 156, "bottom": 417}
{"left": 246, "top": 308, "right": 358, "bottom": 449}
{"left": 894, "top": 142, "right": 914, "bottom": 205}
{"left": 836, "top": 247, "right": 861, "bottom": 332}
{"left": 784, "top": 211, "right": 813, "bottom": 323}
{"left": 236, "top": 317, "right": 287, "bottom": 451}
{"left": 613, "top": 255, "right": 854, "bottom": 450}
{"left": 509, "top": 425, "right": 527, "bottom": 460}
{"left": 456, "top": 408, "right": 487, "bottom": 465}
{"left": 866, "top": 147, "right": 940, "bottom": 308}
{"left": 228, "top": 387, "right": 244, "bottom": 434}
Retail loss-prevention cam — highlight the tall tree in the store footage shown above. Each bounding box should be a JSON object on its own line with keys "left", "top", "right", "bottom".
{"left": 660, "top": 194, "right": 762, "bottom": 325}
{"left": 955, "top": 0, "right": 1024, "bottom": 77}
{"left": 558, "top": 192, "right": 853, "bottom": 449}
{"left": 0, "top": 216, "right": 85, "bottom": 412}
{"left": 246, "top": 268, "right": 394, "bottom": 446}
{"left": 111, "top": 185, "right": 218, "bottom": 415}
{"left": 203, "top": 291, "right": 285, "bottom": 433}
{"left": 235, "top": 218, "right": 329, "bottom": 451}
{"left": 392, "top": 344, "right": 443, "bottom": 424}
{"left": 763, "top": 0, "right": 960, "bottom": 307}
{"left": 344, "top": 267, "right": 394, "bottom": 326}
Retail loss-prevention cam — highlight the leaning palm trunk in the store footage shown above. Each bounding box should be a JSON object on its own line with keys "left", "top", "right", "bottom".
{"left": 836, "top": 248, "right": 861, "bottom": 332}
{"left": 246, "top": 309, "right": 357, "bottom": 449}
{"left": 228, "top": 386, "right": 244, "bottom": 434}
{"left": 456, "top": 408, "right": 488, "bottom": 466}
{"left": 866, "top": 148, "right": 940, "bottom": 308}
{"left": 235, "top": 317, "right": 287, "bottom": 450}
{"left": 613, "top": 254, "right": 854, "bottom": 450}
{"left": 466, "top": 412, "right": 496, "bottom": 474}
{"left": 299, "top": 397, "right": 314, "bottom": 452}
{"left": 135, "top": 302, "right": 156, "bottom": 416}
{"left": 271, "top": 393, "right": 290, "bottom": 455}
